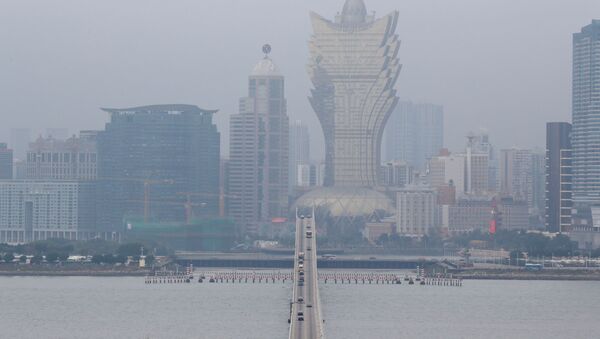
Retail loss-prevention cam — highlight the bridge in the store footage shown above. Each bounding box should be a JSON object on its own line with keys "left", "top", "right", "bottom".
{"left": 289, "top": 210, "right": 324, "bottom": 339}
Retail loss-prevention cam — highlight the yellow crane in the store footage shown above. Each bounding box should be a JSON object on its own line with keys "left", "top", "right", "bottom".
{"left": 98, "top": 177, "right": 174, "bottom": 223}
{"left": 177, "top": 191, "right": 239, "bottom": 218}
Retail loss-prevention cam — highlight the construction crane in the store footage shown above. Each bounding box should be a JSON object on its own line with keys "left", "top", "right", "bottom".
{"left": 98, "top": 177, "right": 174, "bottom": 223}
{"left": 177, "top": 191, "right": 239, "bottom": 218}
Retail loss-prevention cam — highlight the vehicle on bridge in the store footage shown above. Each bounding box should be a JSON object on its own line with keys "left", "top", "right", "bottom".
{"left": 306, "top": 230, "right": 313, "bottom": 238}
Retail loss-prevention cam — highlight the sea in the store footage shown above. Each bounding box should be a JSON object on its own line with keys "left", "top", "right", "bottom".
{"left": 1, "top": 270, "right": 599, "bottom": 339}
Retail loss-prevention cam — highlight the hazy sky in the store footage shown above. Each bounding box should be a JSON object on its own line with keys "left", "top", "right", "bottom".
{"left": 1, "top": 0, "right": 599, "bottom": 160}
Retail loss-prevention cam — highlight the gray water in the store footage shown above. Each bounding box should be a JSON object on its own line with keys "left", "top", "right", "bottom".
{"left": 1, "top": 273, "right": 599, "bottom": 339}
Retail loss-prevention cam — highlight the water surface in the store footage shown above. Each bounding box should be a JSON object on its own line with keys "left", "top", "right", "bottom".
{"left": 1, "top": 273, "right": 599, "bottom": 339}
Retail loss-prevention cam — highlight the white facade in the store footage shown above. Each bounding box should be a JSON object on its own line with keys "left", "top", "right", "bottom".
{"left": 26, "top": 133, "right": 97, "bottom": 181}
{"left": 427, "top": 154, "right": 466, "bottom": 194}
{"left": 0, "top": 181, "right": 97, "bottom": 244}
{"left": 464, "top": 150, "right": 489, "bottom": 195}
{"left": 297, "top": 163, "right": 325, "bottom": 187}
{"left": 289, "top": 121, "right": 310, "bottom": 191}
{"left": 396, "top": 186, "right": 437, "bottom": 236}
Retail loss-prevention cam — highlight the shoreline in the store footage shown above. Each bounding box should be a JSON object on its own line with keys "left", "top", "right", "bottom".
{"left": 2, "top": 268, "right": 600, "bottom": 281}
{"left": 0, "top": 270, "right": 151, "bottom": 277}
{"left": 451, "top": 268, "right": 600, "bottom": 281}
{"left": 0, "top": 272, "right": 150, "bottom": 277}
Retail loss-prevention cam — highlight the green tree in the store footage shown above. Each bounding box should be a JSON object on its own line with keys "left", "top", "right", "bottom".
{"left": 58, "top": 253, "right": 70, "bottom": 262}
{"left": 145, "top": 255, "right": 155, "bottom": 266}
{"left": 45, "top": 253, "right": 59, "bottom": 263}
{"left": 545, "top": 234, "right": 575, "bottom": 257}
{"left": 19, "top": 255, "right": 27, "bottom": 263}
{"left": 376, "top": 233, "right": 389, "bottom": 246}
{"left": 30, "top": 255, "right": 43, "bottom": 264}
{"left": 102, "top": 254, "right": 116, "bottom": 264}
{"left": 3, "top": 253, "right": 15, "bottom": 263}
{"left": 91, "top": 255, "right": 103, "bottom": 264}
{"left": 114, "top": 255, "right": 127, "bottom": 264}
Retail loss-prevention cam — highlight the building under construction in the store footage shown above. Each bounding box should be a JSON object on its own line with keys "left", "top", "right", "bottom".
{"left": 96, "top": 105, "right": 220, "bottom": 231}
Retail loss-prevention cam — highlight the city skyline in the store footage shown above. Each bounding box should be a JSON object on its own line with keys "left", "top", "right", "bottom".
{"left": 2, "top": 3, "right": 600, "bottom": 339}
{"left": 2, "top": 1, "right": 599, "bottom": 159}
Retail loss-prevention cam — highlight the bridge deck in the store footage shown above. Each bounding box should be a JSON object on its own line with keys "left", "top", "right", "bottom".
{"left": 290, "top": 211, "right": 324, "bottom": 339}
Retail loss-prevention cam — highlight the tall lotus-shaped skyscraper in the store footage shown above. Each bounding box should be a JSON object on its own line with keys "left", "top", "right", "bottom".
{"left": 308, "top": 0, "right": 401, "bottom": 187}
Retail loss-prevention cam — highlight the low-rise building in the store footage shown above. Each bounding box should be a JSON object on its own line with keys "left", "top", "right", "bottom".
{"left": 442, "top": 196, "right": 530, "bottom": 234}
{"left": 364, "top": 218, "right": 396, "bottom": 244}
{"left": 442, "top": 197, "right": 491, "bottom": 234}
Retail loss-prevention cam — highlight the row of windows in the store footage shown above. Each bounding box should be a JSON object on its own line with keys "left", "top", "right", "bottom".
{"left": 28, "top": 152, "right": 97, "bottom": 163}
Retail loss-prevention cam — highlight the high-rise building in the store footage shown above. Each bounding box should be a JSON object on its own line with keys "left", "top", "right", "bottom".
{"left": 9, "top": 128, "right": 30, "bottom": 161}
{"left": 289, "top": 120, "right": 310, "bottom": 192}
{"left": 97, "top": 105, "right": 220, "bottom": 230}
{"left": 308, "top": 0, "right": 400, "bottom": 187}
{"left": 26, "top": 133, "right": 98, "bottom": 180}
{"left": 465, "top": 139, "right": 490, "bottom": 195}
{"left": 545, "top": 122, "right": 573, "bottom": 233}
{"left": 384, "top": 101, "right": 444, "bottom": 170}
{"left": 467, "top": 131, "right": 497, "bottom": 192}
{"left": 500, "top": 148, "right": 534, "bottom": 207}
{"left": 0, "top": 143, "right": 13, "bottom": 179}
{"left": 426, "top": 150, "right": 466, "bottom": 195}
{"left": 297, "top": 163, "right": 325, "bottom": 188}
{"left": 380, "top": 161, "right": 413, "bottom": 188}
{"left": 531, "top": 151, "right": 546, "bottom": 218}
{"left": 0, "top": 180, "right": 98, "bottom": 244}
{"left": 229, "top": 48, "right": 289, "bottom": 235}
{"left": 572, "top": 20, "right": 600, "bottom": 205}
{"left": 396, "top": 185, "right": 438, "bottom": 236}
